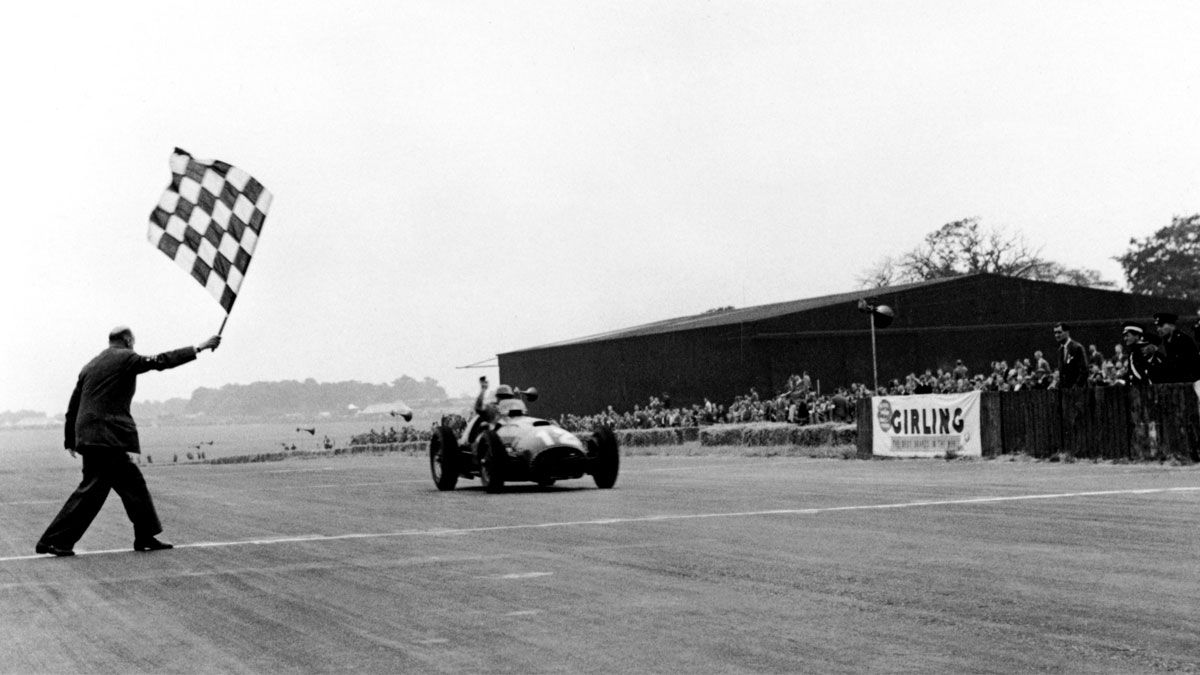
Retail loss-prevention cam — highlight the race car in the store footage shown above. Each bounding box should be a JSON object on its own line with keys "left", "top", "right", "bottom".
{"left": 428, "top": 387, "right": 619, "bottom": 492}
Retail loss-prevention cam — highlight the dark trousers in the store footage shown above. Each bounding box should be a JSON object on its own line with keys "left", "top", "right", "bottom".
{"left": 38, "top": 449, "right": 162, "bottom": 547}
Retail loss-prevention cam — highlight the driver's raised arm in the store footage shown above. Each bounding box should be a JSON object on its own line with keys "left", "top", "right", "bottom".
{"left": 474, "top": 377, "right": 497, "bottom": 423}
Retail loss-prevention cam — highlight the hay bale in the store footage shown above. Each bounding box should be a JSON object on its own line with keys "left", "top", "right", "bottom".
{"left": 616, "top": 428, "right": 682, "bottom": 447}
{"left": 790, "top": 424, "right": 830, "bottom": 446}
{"left": 832, "top": 424, "right": 857, "bottom": 445}
{"left": 700, "top": 424, "right": 745, "bottom": 446}
{"left": 700, "top": 422, "right": 858, "bottom": 447}
{"left": 698, "top": 423, "right": 783, "bottom": 446}
{"left": 743, "top": 423, "right": 796, "bottom": 446}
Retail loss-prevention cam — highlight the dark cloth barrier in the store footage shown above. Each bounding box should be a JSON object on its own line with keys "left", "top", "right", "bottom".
{"left": 857, "top": 385, "right": 1200, "bottom": 462}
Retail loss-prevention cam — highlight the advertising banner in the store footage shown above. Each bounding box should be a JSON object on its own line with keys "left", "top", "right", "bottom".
{"left": 871, "top": 391, "right": 982, "bottom": 458}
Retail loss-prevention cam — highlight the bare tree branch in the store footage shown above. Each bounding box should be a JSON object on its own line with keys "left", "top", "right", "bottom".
{"left": 859, "top": 218, "right": 1114, "bottom": 290}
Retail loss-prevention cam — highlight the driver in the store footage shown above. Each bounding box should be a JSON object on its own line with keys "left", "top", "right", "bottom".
{"left": 475, "top": 376, "right": 526, "bottom": 426}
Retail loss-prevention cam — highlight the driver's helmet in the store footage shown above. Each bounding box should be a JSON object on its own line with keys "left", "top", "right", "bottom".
{"left": 495, "top": 385, "right": 516, "bottom": 400}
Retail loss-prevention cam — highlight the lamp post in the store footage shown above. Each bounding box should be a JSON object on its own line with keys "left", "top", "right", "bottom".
{"left": 857, "top": 299, "right": 895, "bottom": 391}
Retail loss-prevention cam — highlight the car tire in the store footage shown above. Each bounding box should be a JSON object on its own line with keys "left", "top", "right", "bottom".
{"left": 477, "top": 430, "right": 507, "bottom": 493}
{"left": 589, "top": 426, "right": 620, "bottom": 489}
{"left": 430, "top": 425, "right": 459, "bottom": 491}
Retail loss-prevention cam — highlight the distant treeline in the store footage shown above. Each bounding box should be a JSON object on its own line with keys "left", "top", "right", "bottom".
{"left": 131, "top": 375, "right": 450, "bottom": 419}
{"left": 0, "top": 410, "right": 54, "bottom": 425}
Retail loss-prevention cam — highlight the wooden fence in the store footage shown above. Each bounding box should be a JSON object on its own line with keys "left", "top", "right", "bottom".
{"left": 856, "top": 384, "right": 1200, "bottom": 462}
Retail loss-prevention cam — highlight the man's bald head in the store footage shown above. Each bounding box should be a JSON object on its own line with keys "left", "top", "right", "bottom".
{"left": 108, "top": 326, "right": 134, "bottom": 348}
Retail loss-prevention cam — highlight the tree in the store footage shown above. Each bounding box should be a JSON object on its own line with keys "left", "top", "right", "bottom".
{"left": 858, "top": 218, "right": 1114, "bottom": 289}
{"left": 1115, "top": 214, "right": 1200, "bottom": 302}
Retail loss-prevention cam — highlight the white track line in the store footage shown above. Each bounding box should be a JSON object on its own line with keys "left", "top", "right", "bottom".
{"left": 5, "top": 486, "right": 1197, "bottom": 562}
{"left": 301, "top": 480, "right": 428, "bottom": 488}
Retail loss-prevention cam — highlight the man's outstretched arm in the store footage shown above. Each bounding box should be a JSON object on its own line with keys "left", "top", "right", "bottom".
{"left": 136, "top": 335, "right": 223, "bottom": 374}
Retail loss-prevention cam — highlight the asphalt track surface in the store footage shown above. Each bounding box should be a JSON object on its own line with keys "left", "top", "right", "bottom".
{"left": 2, "top": 454, "right": 1199, "bottom": 673}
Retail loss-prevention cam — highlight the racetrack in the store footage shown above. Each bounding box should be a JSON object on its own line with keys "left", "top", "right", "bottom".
{"left": 2, "top": 454, "right": 1199, "bottom": 673}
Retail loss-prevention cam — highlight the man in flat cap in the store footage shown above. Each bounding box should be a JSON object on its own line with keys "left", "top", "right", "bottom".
{"left": 1120, "top": 321, "right": 1155, "bottom": 385}
{"left": 1153, "top": 312, "right": 1200, "bottom": 384}
{"left": 1053, "top": 322, "right": 1088, "bottom": 388}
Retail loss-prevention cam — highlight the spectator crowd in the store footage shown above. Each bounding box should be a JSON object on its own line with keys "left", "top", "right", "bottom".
{"left": 558, "top": 375, "right": 860, "bottom": 433}
{"left": 347, "top": 315, "right": 1200, "bottom": 439}
{"left": 557, "top": 314, "right": 1200, "bottom": 433}
{"left": 349, "top": 425, "right": 432, "bottom": 446}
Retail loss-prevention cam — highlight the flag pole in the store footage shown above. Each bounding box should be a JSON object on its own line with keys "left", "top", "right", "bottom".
{"left": 217, "top": 314, "right": 229, "bottom": 337}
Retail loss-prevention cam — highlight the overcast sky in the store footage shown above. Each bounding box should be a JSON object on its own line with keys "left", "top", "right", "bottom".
{"left": 4, "top": 1, "right": 1199, "bottom": 414}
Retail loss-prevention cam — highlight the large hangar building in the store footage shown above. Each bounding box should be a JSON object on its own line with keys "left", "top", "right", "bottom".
{"left": 498, "top": 273, "right": 1194, "bottom": 419}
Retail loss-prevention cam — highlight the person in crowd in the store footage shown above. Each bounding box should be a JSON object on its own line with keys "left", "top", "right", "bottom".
{"left": 831, "top": 388, "right": 850, "bottom": 422}
{"left": 1149, "top": 311, "right": 1200, "bottom": 421}
{"left": 913, "top": 373, "right": 934, "bottom": 394}
{"left": 952, "top": 360, "right": 969, "bottom": 379}
{"left": 558, "top": 326, "right": 1200, "bottom": 435}
{"left": 1152, "top": 312, "right": 1200, "bottom": 384}
{"left": 1119, "top": 322, "right": 1154, "bottom": 385}
{"left": 1033, "top": 350, "right": 1051, "bottom": 374}
{"left": 1140, "top": 332, "right": 1166, "bottom": 381}
{"left": 1053, "top": 322, "right": 1089, "bottom": 388}
{"left": 36, "top": 326, "right": 221, "bottom": 557}
{"left": 1087, "top": 344, "right": 1106, "bottom": 369}
{"left": 794, "top": 396, "right": 810, "bottom": 424}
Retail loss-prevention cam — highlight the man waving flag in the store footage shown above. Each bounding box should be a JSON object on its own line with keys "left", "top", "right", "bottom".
{"left": 147, "top": 148, "right": 272, "bottom": 317}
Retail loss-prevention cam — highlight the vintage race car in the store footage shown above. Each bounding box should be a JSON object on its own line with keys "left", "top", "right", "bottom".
{"left": 429, "top": 388, "right": 619, "bottom": 492}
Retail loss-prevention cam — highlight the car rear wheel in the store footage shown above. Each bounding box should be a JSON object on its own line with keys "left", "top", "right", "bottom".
{"left": 430, "top": 426, "right": 459, "bottom": 491}
{"left": 477, "top": 430, "right": 507, "bottom": 493}
{"left": 589, "top": 426, "right": 620, "bottom": 489}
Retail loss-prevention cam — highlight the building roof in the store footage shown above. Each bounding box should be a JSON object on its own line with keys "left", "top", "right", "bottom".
{"left": 506, "top": 275, "right": 967, "bottom": 353}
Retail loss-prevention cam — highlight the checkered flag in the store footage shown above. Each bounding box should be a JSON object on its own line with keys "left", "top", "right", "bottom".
{"left": 147, "top": 148, "right": 272, "bottom": 314}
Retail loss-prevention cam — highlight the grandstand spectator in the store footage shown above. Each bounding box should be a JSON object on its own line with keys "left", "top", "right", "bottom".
{"left": 913, "top": 373, "right": 933, "bottom": 394}
{"left": 1053, "top": 323, "right": 1089, "bottom": 388}
{"left": 793, "top": 397, "right": 810, "bottom": 425}
{"left": 1119, "top": 322, "right": 1152, "bottom": 385}
{"left": 952, "top": 360, "right": 969, "bottom": 380}
{"left": 556, "top": 328, "right": 1200, "bottom": 436}
{"left": 831, "top": 389, "right": 850, "bottom": 422}
{"left": 1033, "top": 350, "right": 1051, "bottom": 374}
{"left": 1141, "top": 333, "right": 1166, "bottom": 382}
{"left": 1153, "top": 312, "right": 1200, "bottom": 384}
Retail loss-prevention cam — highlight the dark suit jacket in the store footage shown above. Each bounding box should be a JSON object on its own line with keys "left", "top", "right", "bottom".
{"left": 1057, "top": 338, "right": 1088, "bottom": 388}
{"left": 64, "top": 346, "right": 197, "bottom": 453}
{"left": 1158, "top": 331, "right": 1200, "bottom": 383}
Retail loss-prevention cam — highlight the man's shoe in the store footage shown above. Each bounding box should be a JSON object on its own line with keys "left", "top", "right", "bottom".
{"left": 35, "top": 543, "right": 75, "bottom": 557}
{"left": 133, "top": 537, "right": 174, "bottom": 552}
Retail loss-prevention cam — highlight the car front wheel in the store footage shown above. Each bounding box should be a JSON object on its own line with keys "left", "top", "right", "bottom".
{"left": 430, "top": 426, "right": 459, "bottom": 491}
{"left": 477, "top": 430, "right": 507, "bottom": 493}
{"left": 589, "top": 426, "right": 620, "bottom": 489}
